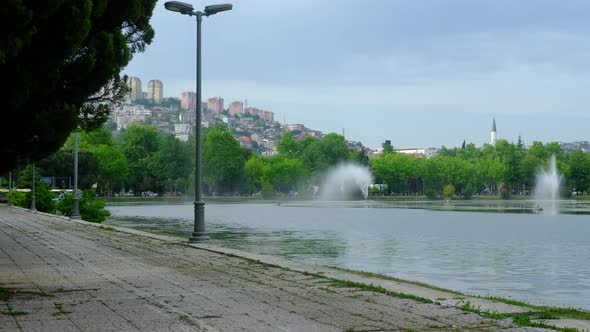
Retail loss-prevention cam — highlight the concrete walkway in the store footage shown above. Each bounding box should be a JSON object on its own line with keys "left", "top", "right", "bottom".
{"left": 0, "top": 206, "right": 567, "bottom": 331}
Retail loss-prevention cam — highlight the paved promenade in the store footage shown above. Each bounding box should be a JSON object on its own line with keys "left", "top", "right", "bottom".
{"left": 0, "top": 206, "right": 567, "bottom": 331}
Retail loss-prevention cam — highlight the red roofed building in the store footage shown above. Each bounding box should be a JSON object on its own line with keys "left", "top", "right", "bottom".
{"left": 239, "top": 135, "right": 251, "bottom": 149}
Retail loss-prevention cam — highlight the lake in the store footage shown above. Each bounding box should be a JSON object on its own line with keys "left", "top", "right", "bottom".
{"left": 105, "top": 199, "right": 590, "bottom": 310}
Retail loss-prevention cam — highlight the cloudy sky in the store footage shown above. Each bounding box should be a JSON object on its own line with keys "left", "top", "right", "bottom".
{"left": 123, "top": 0, "right": 590, "bottom": 150}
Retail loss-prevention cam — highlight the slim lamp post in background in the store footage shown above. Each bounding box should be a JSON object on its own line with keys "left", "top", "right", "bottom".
{"left": 30, "top": 161, "right": 36, "bottom": 211}
{"left": 164, "top": 1, "right": 232, "bottom": 243}
{"left": 71, "top": 129, "right": 81, "bottom": 220}
{"left": 8, "top": 171, "right": 12, "bottom": 206}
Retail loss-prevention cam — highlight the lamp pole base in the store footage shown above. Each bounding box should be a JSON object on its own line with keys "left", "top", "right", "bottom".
{"left": 71, "top": 197, "right": 81, "bottom": 220}
{"left": 188, "top": 232, "right": 209, "bottom": 243}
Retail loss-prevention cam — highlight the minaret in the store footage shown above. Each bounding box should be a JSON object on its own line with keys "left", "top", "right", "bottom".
{"left": 490, "top": 117, "right": 497, "bottom": 146}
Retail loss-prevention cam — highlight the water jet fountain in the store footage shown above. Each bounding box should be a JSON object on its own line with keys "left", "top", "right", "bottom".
{"left": 533, "top": 155, "right": 563, "bottom": 215}
{"left": 319, "top": 163, "right": 373, "bottom": 200}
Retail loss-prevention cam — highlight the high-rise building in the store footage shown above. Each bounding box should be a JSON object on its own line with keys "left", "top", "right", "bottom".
{"left": 126, "top": 77, "right": 142, "bottom": 101}
{"left": 228, "top": 101, "right": 243, "bottom": 116}
{"left": 244, "top": 107, "right": 274, "bottom": 121}
{"left": 147, "top": 80, "right": 163, "bottom": 104}
{"left": 181, "top": 91, "right": 196, "bottom": 110}
{"left": 490, "top": 117, "right": 497, "bottom": 146}
{"left": 207, "top": 97, "right": 224, "bottom": 114}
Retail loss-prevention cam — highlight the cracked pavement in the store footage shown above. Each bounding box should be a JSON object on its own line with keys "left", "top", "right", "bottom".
{"left": 0, "top": 207, "right": 552, "bottom": 331}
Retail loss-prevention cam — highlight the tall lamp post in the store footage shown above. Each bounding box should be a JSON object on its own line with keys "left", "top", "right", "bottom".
{"left": 71, "top": 129, "right": 81, "bottom": 220}
{"left": 8, "top": 171, "right": 12, "bottom": 206}
{"left": 30, "top": 161, "right": 37, "bottom": 211}
{"left": 164, "top": 1, "right": 232, "bottom": 243}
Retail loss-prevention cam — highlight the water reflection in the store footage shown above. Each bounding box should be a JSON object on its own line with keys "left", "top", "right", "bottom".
{"left": 106, "top": 200, "right": 590, "bottom": 310}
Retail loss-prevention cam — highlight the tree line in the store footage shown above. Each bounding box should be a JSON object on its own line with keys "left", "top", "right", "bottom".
{"left": 372, "top": 139, "right": 590, "bottom": 198}
{"left": 2, "top": 124, "right": 589, "bottom": 199}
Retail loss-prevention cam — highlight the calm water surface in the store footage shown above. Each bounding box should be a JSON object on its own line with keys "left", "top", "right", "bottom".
{"left": 105, "top": 200, "right": 590, "bottom": 310}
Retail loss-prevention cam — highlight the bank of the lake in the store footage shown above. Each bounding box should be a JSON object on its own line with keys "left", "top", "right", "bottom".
{"left": 105, "top": 200, "right": 590, "bottom": 312}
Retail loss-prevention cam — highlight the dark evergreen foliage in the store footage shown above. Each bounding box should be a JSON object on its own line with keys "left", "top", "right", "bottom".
{"left": 1, "top": 0, "right": 157, "bottom": 172}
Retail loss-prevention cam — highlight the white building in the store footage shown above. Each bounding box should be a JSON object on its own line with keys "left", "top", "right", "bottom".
{"left": 395, "top": 147, "right": 438, "bottom": 158}
{"left": 174, "top": 124, "right": 191, "bottom": 142}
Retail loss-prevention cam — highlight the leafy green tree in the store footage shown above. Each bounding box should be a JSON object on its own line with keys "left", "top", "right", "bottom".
{"left": 122, "top": 124, "right": 160, "bottom": 193}
{"left": 518, "top": 154, "right": 541, "bottom": 193}
{"left": 151, "top": 134, "right": 193, "bottom": 192}
{"left": 261, "top": 181, "right": 274, "bottom": 199}
{"left": 475, "top": 156, "right": 507, "bottom": 194}
{"left": 80, "top": 127, "right": 115, "bottom": 148}
{"left": 16, "top": 164, "right": 41, "bottom": 188}
{"left": 456, "top": 143, "right": 481, "bottom": 161}
{"left": 462, "top": 182, "right": 475, "bottom": 199}
{"left": 264, "top": 157, "right": 306, "bottom": 193}
{"left": 277, "top": 132, "right": 299, "bottom": 157}
{"left": 567, "top": 151, "right": 590, "bottom": 194}
{"left": 202, "top": 125, "right": 246, "bottom": 194}
{"left": 382, "top": 144, "right": 394, "bottom": 155}
{"left": 301, "top": 133, "right": 349, "bottom": 173}
{"left": 1, "top": 0, "right": 157, "bottom": 172}
{"left": 244, "top": 156, "right": 266, "bottom": 194}
{"left": 91, "top": 144, "right": 128, "bottom": 194}
{"left": 545, "top": 142, "right": 565, "bottom": 162}
{"left": 37, "top": 148, "right": 98, "bottom": 189}
{"left": 528, "top": 141, "right": 548, "bottom": 160}
{"left": 349, "top": 148, "right": 369, "bottom": 166}
{"left": 370, "top": 152, "right": 417, "bottom": 194}
{"left": 494, "top": 139, "right": 522, "bottom": 190}
{"left": 436, "top": 156, "right": 472, "bottom": 192}
{"left": 438, "top": 146, "right": 457, "bottom": 157}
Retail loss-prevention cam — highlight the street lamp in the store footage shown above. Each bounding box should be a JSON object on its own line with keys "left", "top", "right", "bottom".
{"left": 164, "top": 1, "right": 232, "bottom": 243}
{"left": 30, "top": 161, "right": 36, "bottom": 211}
{"left": 71, "top": 129, "right": 81, "bottom": 220}
{"left": 29, "top": 135, "right": 39, "bottom": 212}
{"left": 8, "top": 171, "right": 12, "bottom": 206}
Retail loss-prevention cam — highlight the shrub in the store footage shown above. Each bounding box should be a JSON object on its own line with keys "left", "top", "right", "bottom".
{"left": 425, "top": 188, "right": 438, "bottom": 199}
{"left": 443, "top": 184, "right": 456, "bottom": 198}
{"left": 11, "top": 190, "right": 27, "bottom": 208}
{"left": 11, "top": 183, "right": 55, "bottom": 213}
{"left": 56, "top": 191, "right": 110, "bottom": 223}
{"left": 31, "top": 183, "right": 56, "bottom": 213}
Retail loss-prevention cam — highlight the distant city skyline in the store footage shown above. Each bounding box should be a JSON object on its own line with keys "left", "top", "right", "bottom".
{"left": 123, "top": 0, "right": 590, "bottom": 150}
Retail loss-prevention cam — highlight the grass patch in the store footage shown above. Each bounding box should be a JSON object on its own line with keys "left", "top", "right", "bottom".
{"left": 2, "top": 305, "right": 28, "bottom": 316}
{"left": 511, "top": 314, "right": 580, "bottom": 332}
{"left": 457, "top": 299, "right": 587, "bottom": 331}
{"left": 458, "top": 300, "right": 505, "bottom": 320}
{"left": 480, "top": 296, "right": 590, "bottom": 320}
{"left": 53, "top": 303, "right": 72, "bottom": 315}
{"left": 329, "top": 266, "right": 463, "bottom": 295}
{"left": 329, "top": 279, "right": 433, "bottom": 304}
{"left": 215, "top": 254, "right": 435, "bottom": 304}
{"left": 0, "top": 289, "right": 13, "bottom": 301}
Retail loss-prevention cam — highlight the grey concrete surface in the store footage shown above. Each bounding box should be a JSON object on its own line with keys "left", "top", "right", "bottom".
{"left": 0, "top": 206, "right": 568, "bottom": 331}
